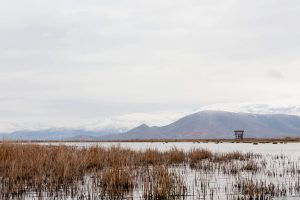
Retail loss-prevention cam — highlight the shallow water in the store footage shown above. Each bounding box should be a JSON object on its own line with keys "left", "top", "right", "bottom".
{"left": 39, "top": 141, "right": 300, "bottom": 156}
{"left": 17, "top": 142, "right": 300, "bottom": 200}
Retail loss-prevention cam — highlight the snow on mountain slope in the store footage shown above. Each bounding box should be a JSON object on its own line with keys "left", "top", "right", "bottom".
{"left": 120, "top": 110, "right": 300, "bottom": 139}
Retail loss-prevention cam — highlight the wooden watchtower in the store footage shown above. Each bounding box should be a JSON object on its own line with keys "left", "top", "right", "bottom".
{"left": 234, "top": 130, "right": 244, "bottom": 140}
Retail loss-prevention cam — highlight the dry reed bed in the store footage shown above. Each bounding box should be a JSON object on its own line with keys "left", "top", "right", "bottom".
{"left": 0, "top": 143, "right": 299, "bottom": 199}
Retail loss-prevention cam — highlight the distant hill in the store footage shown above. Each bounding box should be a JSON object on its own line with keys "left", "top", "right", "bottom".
{"left": 102, "top": 111, "right": 300, "bottom": 139}
{"left": 0, "top": 128, "right": 111, "bottom": 140}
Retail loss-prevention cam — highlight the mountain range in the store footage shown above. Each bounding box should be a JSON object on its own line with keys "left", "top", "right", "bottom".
{"left": 100, "top": 111, "right": 300, "bottom": 140}
{"left": 2, "top": 110, "right": 300, "bottom": 140}
{"left": 0, "top": 128, "right": 108, "bottom": 140}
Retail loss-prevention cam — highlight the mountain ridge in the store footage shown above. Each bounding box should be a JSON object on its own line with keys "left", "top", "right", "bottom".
{"left": 103, "top": 111, "right": 300, "bottom": 140}
{"left": 2, "top": 111, "right": 300, "bottom": 140}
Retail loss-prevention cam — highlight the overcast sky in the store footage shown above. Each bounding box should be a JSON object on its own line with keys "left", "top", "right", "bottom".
{"left": 1, "top": 0, "right": 300, "bottom": 131}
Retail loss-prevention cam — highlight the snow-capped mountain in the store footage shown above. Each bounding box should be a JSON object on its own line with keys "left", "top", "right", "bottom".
{"left": 77, "top": 111, "right": 188, "bottom": 132}
{"left": 2, "top": 102, "right": 300, "bottom": 140}
{"left": 0, "top": 111, "right": 187, "bottom": 139}
{"left": 106, "top": 110, "right": 300, "bottom": 139}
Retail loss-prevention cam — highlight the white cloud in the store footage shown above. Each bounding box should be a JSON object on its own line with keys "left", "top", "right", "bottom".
{"left": 1, "top": 0, "right": 300, "bottom": 132}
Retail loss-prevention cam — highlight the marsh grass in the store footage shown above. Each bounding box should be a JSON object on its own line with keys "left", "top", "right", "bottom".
{"left": 143, "top": 166, "right": 186, "bottom": 200}
{"left": 0, "top": 143, "right": 299, "bottom": 199}
{"left": 99, "top": 166, "right": 134, "bottom": 199}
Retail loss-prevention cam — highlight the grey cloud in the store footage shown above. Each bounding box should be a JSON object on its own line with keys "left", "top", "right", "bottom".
{"left": 268, "top": 70, "right": 284, "bottom": 79}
